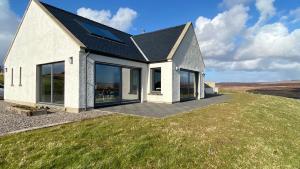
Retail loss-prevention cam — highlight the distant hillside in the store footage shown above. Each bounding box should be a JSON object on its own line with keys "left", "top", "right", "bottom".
{"left": 217, "top": 80, "right": 300, "bottom": 87}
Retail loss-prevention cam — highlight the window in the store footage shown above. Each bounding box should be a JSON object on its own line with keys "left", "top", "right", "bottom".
{"left": 19, "top": 67, "right": 22, "bottom": 86}
{"left": 11, "top": 68, "right": 13, "bottom": 86}
{"left": 130, "top": 68, "right": 140, "bottom": 94}
{"left": 39, "top": 62, "right": 65, "bottom": 104}
{"left": 77, "top": 20, "right": 123, "bottom": 43}
{"left": 151, "top": 68, "right": 161, "bottom": 92}
{"left": 180, "top": 70, "right": 197, "bottom": 100}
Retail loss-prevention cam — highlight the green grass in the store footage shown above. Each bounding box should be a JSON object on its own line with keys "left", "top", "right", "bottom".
{"left": 0, "top": 74, "right": 3, "bottom": 85}
{"left": 0, "top": 92, "right": 299, "bottom": 168}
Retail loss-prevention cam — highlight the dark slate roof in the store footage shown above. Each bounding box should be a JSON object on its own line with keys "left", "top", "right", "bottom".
{"left": 132, "top": 24, "right": 186, "bottom": 62}
{"left": 40, "top": 1, "right": 186, "bottom": 63}
{"left": 40, "top": 2, "right": 147, "bottom": 62}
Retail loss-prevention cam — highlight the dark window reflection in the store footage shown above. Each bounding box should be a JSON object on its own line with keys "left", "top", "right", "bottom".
{"left": 130, "top": 68, "right": 140, "bottom": 94}
{"left": 180, "top": 70, "right": 196, "bottom": 100}
{"left": 152, "top": 68, "right": 161, "bottom": 91}
{"left": 95, "top": 64, "right": 121, "bottom": 104}
{"left": 39, "top": 62, "right": 64, "bottom": 104}
{"left": 40, "top": 64, "right": 52, "bottom": 103}
{"left": 53, "top": 62, "right": 64, "bottom": 104}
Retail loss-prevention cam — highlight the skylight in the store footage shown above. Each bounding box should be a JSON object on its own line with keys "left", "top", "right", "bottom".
{"left": 77, "top": 21, "right": 123, "bottom": 43}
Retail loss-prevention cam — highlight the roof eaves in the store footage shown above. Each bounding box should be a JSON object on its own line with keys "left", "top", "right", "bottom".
{"left": 166, "top": 22, "right": 192, "bottom": 60}
{"left": 85, "top": 48, "right": 149, "bottom": 63}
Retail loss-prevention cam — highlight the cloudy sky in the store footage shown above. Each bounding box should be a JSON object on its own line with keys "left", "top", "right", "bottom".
{"left": 2, "top": 0, "right": 300, "bottom": 82}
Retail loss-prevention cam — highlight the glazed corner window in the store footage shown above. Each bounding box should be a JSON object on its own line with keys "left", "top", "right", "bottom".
{"left": 151, "top": 68, "right": 161, "bottom": 92}
{"left": 11, "top": 68, "right": 14, "bottom": 86}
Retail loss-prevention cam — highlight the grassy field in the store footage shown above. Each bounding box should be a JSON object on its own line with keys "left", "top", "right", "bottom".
{"left": 0, "top": 74, "right": 3, "bottom": 85}
{"left": 0, "top": 91, "right": 299, "bottom": 168}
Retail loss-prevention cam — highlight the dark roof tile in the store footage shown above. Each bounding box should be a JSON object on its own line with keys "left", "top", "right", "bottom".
{"left": 40, "top": 2, "right": 147, "bottom": 62}
{"left": 132, "top": 24, "right": 186, "bottom": 62}
{"left": 39, "top": 1, "right": 186, "bottom": 63}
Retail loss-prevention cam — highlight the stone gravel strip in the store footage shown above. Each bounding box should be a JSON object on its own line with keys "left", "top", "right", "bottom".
{"left": 0, "top": 101, "right": 113, "bottom": 136}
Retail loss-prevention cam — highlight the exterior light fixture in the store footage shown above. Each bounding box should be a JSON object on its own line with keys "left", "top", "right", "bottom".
{"left": 68, "top": 57, "right": 73, "bottom": 64}
{"left": 175, "top": 66, "right": 180, "bottom": 71}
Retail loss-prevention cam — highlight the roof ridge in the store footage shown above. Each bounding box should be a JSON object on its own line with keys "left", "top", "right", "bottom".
{"left": 39, "top": 1, "right": 133, "bottom": 36}
{"left": 133, "top": 23, "right": 187, "bottom": 37}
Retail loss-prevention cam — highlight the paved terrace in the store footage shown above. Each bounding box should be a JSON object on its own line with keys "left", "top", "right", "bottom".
{"left": 0, "top": 95, "right": 229, "bottom": 136}
{"left": 99, "top": 94, "right": 229, "bottom": 118}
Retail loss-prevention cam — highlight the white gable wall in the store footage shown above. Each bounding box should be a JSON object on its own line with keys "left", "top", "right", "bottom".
{"left": 172, "top": 25, "right": 205, "bottom": 102}
{"left": 4, "top": 0, "right": 81, "bottom": 109}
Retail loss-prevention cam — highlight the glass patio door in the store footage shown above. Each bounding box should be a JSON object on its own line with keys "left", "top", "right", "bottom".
{"left": 180, "top": 70, "right": 197, "bottom": 101}
{"left": 95, "top": 64, "right": 121, "bottom": 105}
{"left": 94, "top": 63, "right": 141, "bottom": 107}
{"left": 39, "top": 62, "right": 64, "bottom": 104}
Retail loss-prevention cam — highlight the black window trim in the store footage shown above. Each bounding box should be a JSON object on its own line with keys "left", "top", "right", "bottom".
{"left": 37, "top": 61, "right": 65, "bottom": 106}
{"left": 151, "top": 67, "right": 161, "bottom": 93}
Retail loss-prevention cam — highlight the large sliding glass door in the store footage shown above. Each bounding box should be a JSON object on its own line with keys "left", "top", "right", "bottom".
{"left": 95, "top": 64, "right": 121, "bottom": 104}
{"left": 94, "top": 63, "right": 141, "bottom": 107}
{"left": 39, "top": 62, "right": 64, "bottom": 104}
{"left": 180, "top": 70, "right": 197, "bottom": 101}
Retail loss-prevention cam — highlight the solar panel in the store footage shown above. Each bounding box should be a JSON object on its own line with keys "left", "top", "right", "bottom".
{"left": 78, "top": 21, "right": 123, "bottom": 43}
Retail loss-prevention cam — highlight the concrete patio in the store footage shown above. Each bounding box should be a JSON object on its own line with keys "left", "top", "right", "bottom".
{"left": 99, "top": 94, "right": 229, "bottom": 118}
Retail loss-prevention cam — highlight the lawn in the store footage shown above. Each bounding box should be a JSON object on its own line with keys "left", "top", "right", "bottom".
{"left": 0, "top": 73, "right": 3, "bottom": 85}
{"left": 0, "top": 92, "right": 299, "bottom": 168}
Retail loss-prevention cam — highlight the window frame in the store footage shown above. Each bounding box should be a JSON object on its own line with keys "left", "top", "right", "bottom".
{"left": 38, "top": 61, "right": 65, "bottom": 105}
{"left": 11, "top": 68, "right": 14, "bottom": 86}
{"left": 151, "top": 68, "right": 161, "bottom": 92}
{"left": 19, "top": 67, "right": 22, "bottom": 86}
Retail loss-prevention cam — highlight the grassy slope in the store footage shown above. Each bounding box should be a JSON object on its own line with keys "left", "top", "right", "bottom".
{"left": 0, "top": 92, "right": 299, "bottom": 168}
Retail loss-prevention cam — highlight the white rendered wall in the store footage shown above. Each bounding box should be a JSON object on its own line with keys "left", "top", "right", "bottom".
{"left": 147, "top": 62, "right": 173, "bottom": 103}
{"left": 4, "top": 0, "right": 81, "bottom": 110}
{"left": 172, "top": 26, "right": 205, "bottom": 102}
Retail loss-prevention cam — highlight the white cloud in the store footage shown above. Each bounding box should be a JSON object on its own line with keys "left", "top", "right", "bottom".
{"left": 0, "top": 0, "right": 19, "bottom": 63}
{"left": 235, "top": 23, "right": 300, "bottom": 60}
{"left": 77, "top": 7, "right": 137, "bottom": 31}
{"left": 195, "top": 0, "right": 300, "bottom": 81}
{"left": 255, "top": 0, "right": 276, "bottom": 25}
{"left": 219, "top": 0, "right": 252, "bottom": 9}
{"left": 195, "top": 5, "right": 249, "bottom": 58}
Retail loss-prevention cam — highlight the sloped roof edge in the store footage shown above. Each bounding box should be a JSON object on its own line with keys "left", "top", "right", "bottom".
{"left": 166, "top": 22, "right": 192, "bottom": 60}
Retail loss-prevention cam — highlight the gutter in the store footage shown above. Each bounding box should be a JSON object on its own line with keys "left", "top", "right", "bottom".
{"left": 84, "top": 51, "right": 90, "bottom": 111}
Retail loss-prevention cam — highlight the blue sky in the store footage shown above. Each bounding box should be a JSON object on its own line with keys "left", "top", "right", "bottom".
{"left": 10, "top": 0, "right": 300, "bottom": 34}
{"left": 2, "top": 0, "right": 300, "bottom": 82}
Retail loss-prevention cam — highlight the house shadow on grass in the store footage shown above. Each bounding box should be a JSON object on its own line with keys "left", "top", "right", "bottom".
{"left": 247, "top": 87, "right": 300, "bottom": 100}
{"left": 205, "top": 93, "right": 224, "bottom": 98}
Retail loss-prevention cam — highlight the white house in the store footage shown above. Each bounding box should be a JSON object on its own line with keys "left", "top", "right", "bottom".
{"left": 4, "top": 0, "right": 205, "bottom": 113}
